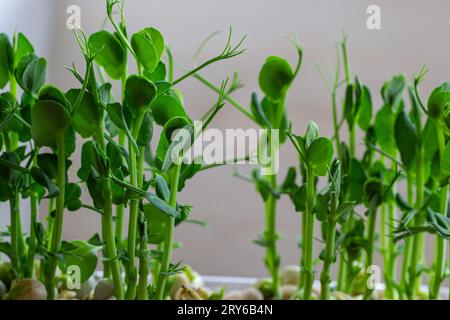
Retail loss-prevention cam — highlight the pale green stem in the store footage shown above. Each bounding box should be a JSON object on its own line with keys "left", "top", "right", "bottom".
{"left": 155, "top": 164, "right": 182, "bottom": 300}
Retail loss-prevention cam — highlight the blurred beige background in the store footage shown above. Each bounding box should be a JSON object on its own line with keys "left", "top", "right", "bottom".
{"left": 1, "top": 0, "right": 450, "bottom": 279}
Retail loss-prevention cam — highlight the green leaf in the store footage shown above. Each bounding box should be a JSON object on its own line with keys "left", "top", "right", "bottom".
{"left": 357, "top": 85, "right": 372, "bottom": 131}
{"left": 37, "top": 153, "right": 59, "bottom": 180}
{"left": 280, "top": 167, "right": 297, "bottom": 191}
{"left": 381, "top": 75, "right": 406, "bottom": 110}
{"left": 289, "top": 184, "right": 306, "bottom": 212}
{"left": 0, "top": 33, "right": 13, "bottom": 88}
{"left": 250, "top": 92, "right": 272, "bottom": 129}
{"left": 78, "top": 141, "right": 95, "bottom": 181}
{"left": 15, "top": 54, "right": 47, "bottom": 95}
{"left": 364, "top": 178, "right": 383, "bottom": 208}
{"left": 155, "top": 116, "right": 194, "bottom": 172}
{"left": 98, "top": 82, "right": 113, "bottom": 105}
{"left": 30, "top": 167, "right": 59, "bottom": 199}
{"left": 344, "top": 84, "right": 355, "bottom": 128}
{"left": 145, "top": 193, "right": 179, "bottom": 218}
{"left": 105, "top": 102, "right": 138, "bottom": 152}
{"left": 87, "top": 169, "right": 105, "bottom": 210}
{"left": 66, "top": 89, "right": 102, "bottom": 138}
{"left": 151, "top": 91, "right": 188, "bottom": 126}
{"left": 110, "top": 169, "right": 125, "bottom": 205}
{"left": 427, "top": 82, "right": 450, "bottom": 119}
{"left": 0, "top": 93, "right": 21, "bottom": 132}
{"left": 345, "top": 159, "right": 367, "bottom": 202}
{"left": 89, "top": 31, "right": 126, "bottom": 80}
{"left": 14, "top": 33, "right": 34, "bottom": 67}
{"left": 422, "top": 118, "right": 439, "bottom": 163}
{"left": 62, "top": 240, "right": 101, "bottom": 283}
{"left": 124, "top": 75, "right": 157, "bottom": 115}
{"left": 305, "top": 121, "right": 319, "bottom": 148}
{"left": 316, "top": 192, "right": 330, "bottom": 222}
{"left": 335, "top": 202, "right": 356, "bottom": 221}
{"left": 374, "top": 105, "right": 396, "bottom": 156}
{"left": 258, "top": 56, "right": 293, "bottom": 101}
{"left": 442, "top": 141, "right": 450, "bottom": 176}
{"left": 306, "top": 137, "right": 334, "bottom": 176}
{"left": 154, "top": 174, "right": 170, "bottom": 201}
{"left": 394, "top": 110, "right": 418, "bottom": 169}
{"left": 144, "top": 203, "right": 168, "bottom": 244}
{"left": 131, "top": 27, "right": 165, "bottom": 73}
{"left": 65, "top": 183, "right": 82, "bottom": 211}
{"left": 136, "top": 113, "right": 153, "bottom": 147}
{"left": 31, "top": 100, "right": 71, "bottom": 147}
{"left": 143, "top": 61, "right": 166, "bottom": 82}
{"left": 38, "top": 84, "right": 67, "bottom": 107}
{"left": 64, "top": 126, "right": 76, "bottom": 158}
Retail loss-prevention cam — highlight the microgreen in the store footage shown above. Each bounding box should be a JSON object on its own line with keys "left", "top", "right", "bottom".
{"left": 0, "top": 0, "right": 449, "bottom": 302}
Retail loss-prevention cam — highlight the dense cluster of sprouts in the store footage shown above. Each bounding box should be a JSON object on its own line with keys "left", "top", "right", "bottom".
{"left": 0, "top": 0, "right": 449, "bottom": 300}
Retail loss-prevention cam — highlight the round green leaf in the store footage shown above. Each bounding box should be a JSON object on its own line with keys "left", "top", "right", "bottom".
{"left": 38, "top": 84, "right": 67, "bottom": 107}
{"left": 66, "top": 89, "right": 102, "bottom": 138}
{"left": 89, "top": 31, "right": 126, "bottom": 80}
{"left": 258, "top": 56, "right": 293, "bottom": 101}
{"left": 124, "top": 75, "right": 157, "bottom": 115}
{"left": 151, "top": 92, "right": 188, "bottom": 126}
{"left": 306, "top": 137, "right": 334, "bottom": 176}
{"left": 15, "top": 54, "right": 46, "bottom": 95}
{"left": 427, "top": 82, "right": 450, "bottom": 119}
{"left": 31, "top": 100, "right": 71, "bottom": 147}
{"left": 131, "top": 27, "right": 165, "bottom": 73}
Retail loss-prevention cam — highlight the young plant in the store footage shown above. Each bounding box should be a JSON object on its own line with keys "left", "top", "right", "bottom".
{"left": 286, "top": 121, "right": 334, "bottom": 300}
{"left": 196, "top": 37, "right": 303, "bottom": 299}
{"left": 316, "top": 161, "right": 355, "bottom": 299}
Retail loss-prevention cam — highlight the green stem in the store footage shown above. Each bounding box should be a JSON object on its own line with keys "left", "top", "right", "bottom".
{"left": 386, "top": 198, "right": 397, "bottom": 298}
{"left": 115, "top": 133, "right": 126, "bottom": 242}
{"left": 125, "top": 110, "right": 146, "bottom": 299}
{"left": 363, "top": 207, "right": 377, "bottom": 300}
{"left": 155, "top": 164, "right": 182, "bottom": 300}
{"left": 95, "top": 125, "right": 124, "bottom": 300}
{"left": 320, "top": 216, "right": 337, "bottom": 300}
{"left": 303, "top": 166, "right": 315, "bottom": 300}
{"left": 430, "top": 125, "right": 448, "bottom": 299}
{"left": 264, "top": 173, "right": 280, "bottom": 299}
{"left": 136, "top": 147, "right": 148, "bottom": 300}
{"left": 399, "top": 170, "right": 414, "bottom": 299}
{"left": 25, "top": 190, "right": 38, "bottom": 278}
{"left": 349, "top": 127, "right": 356, "bottom": 158}
{"left": 115, "top": 67, "right": 128, "bottom": 243}
{"left": 380, "top": 199, "right": 390, "bottom": 296}
{"left": 332, "top": 91, "right": 342, "bottom": 160}
{"left": 137, "top": 211, "right": 149, "bottom": 300}
{"left": 299, "top": 201, "right": 307, "bottom": 290}
{"left": 9, "top": 195, "right": 20, "bottom": 276}
{"left": 8, "top": 74, "right": 19, "bottom": 153}
{"left": 193, "top": 73, "right": 256, "bottom": 122}
{"left": 386, "top": 160, "right": 398, "bottom": 298}
{"left": 407, "top": 145, "right": 425, "bottom": 299}
{"left": 47, "top": 198, "right": 55, "bottom": 250}
{"left": 46, "top": 135, "right": 66, "bottom": 300}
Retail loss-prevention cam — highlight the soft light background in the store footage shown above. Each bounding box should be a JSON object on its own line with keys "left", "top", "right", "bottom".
{"left": 1, "top": 0, "right": 450, "bottom": 280}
